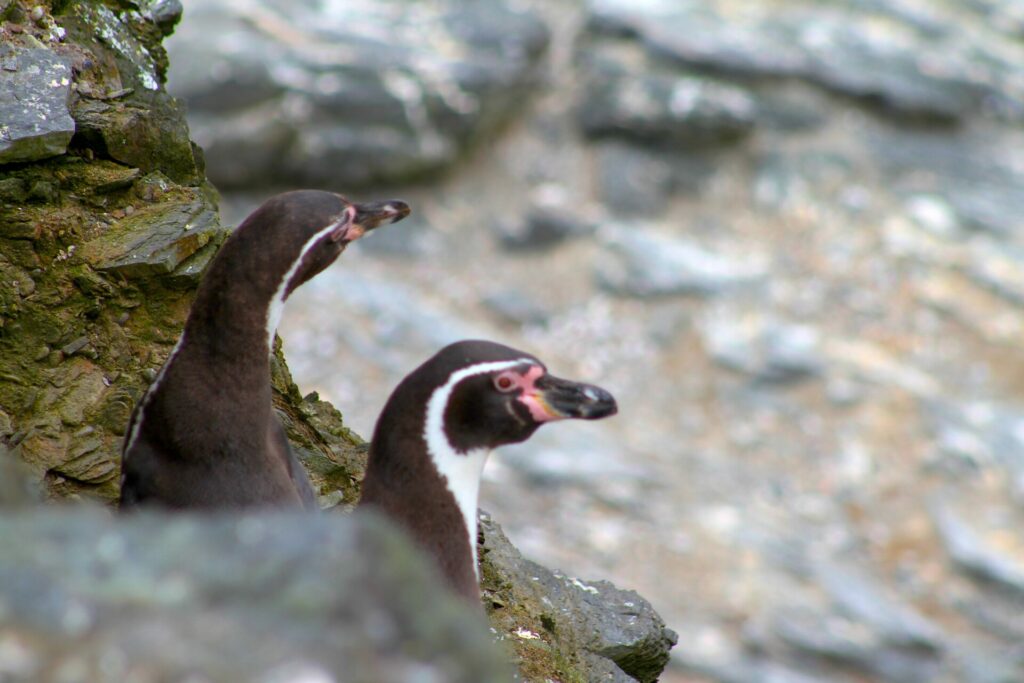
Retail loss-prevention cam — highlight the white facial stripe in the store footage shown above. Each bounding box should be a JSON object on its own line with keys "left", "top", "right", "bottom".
{"left": 265, "top": 214, "right": 349, "bottom": 354}
{"left": 423, "top": 358, "right": 536, "bottom": 580}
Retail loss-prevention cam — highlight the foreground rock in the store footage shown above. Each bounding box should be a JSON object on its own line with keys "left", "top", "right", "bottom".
{"left": 165, "top": 0, "right": 550, "bottom": 188}
{"left": 480, "top": 513, "right": 677, "bottom": 682}
{"left": 0, "top": 483, "right": 509, "bottom": 681}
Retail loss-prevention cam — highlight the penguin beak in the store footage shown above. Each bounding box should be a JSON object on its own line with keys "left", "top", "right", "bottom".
{"left": 351, "top": 200, "right": 411, "bottom": 231}
{"left": 525, "top": 374, "right": 618, "bottom": 422}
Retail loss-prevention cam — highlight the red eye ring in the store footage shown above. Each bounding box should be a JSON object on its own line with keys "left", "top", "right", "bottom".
{"left": 494, "top": 374, "right": 516, "bottom": 392}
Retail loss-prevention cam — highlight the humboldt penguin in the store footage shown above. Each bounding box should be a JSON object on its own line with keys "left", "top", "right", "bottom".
{"left": 359, "top": 340, "right": 617, "bottom": 601}
{"left": 120, "top": 190, "right": 410, "bottom": 510}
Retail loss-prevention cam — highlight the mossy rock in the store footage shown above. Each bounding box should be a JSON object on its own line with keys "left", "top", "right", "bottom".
{"left": 0, "top": 0, "right": 366, "bottom": 504}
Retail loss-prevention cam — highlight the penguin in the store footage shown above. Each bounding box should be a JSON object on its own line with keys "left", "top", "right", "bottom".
{"left": 120, "top": 190, "right": 410, "bottom": 510}
{"left": 358, "top": 340, "right": 617, "bottom": 601}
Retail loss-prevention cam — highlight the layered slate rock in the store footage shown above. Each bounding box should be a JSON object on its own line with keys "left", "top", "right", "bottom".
{"left": 0, "top": 46, "right": 76, "bottom": 164}
{"left": 165, "top": 0, "right": 550, "bottom": 188}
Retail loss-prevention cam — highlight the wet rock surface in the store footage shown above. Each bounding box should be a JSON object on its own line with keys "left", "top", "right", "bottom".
{"left": 164, "top": 0, "right": 549, "bottom": 189}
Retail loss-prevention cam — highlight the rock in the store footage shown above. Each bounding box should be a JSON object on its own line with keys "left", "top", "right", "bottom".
{"left": 963, "top": 241, "right": 1024, "bottom": 308}
{"left": 753, "top": 604, "right": 943, "bottom": 683}
{"left": 754, "top": 149, "right": 857, "bottom": 210}
{"left": 138, "top": 0, "right": 184, "bottom": 36}
{"left": 481, "top": 289, "right": 550, "bottom": 326}
{"left": 0, "top": 45, "right": 75, "bottom": 164}
{"left": 586, "top": 0, "right": 1018, "bottom": 121}
{"left": 594, "top": 142, "right": 715, "bottom": 216}
{"left": 703, "top": 314, "right": 824, "bottom": 383}
{"left": 904, "top": 194, "right": 962, "bottom": 239}
{"left": 497, "top": 205, "right": 598, "bottom": 253}
{"left": 931, "top": 503, "right": 1024, "bottom": 599}
{"left": 166, "top": 0, "right": 550, "bottom": 188}
{"left": 0, "top": 505, "right": 511, "bottom": 683}
{"left": 595, "top": 226, "right": 766, "bottom": 298}
{"left": 0, "top": 452, "right": 41, "bottom": 509}
{"left": 496, "top": 423, "right": 647, "bottom": 499}
{"left": 77, "top": 192, "right": 226, "bottom": 283}
{"left": 578, "top": 54, "right": 757, "bottom": 146}
{"left": 875, "top": 131, "right": 1024, "bottom": 240}
{"left": 815, "top": 562, "right": 943, "bottom": 652}
{"left": 480, "top": 513, "right": 677, "bottom": 682}
{"left": 72, "top": 96, "right": 201, "bottom": 186}
{"left": 925, "top": 399, "right": 1024, "bottom": 494}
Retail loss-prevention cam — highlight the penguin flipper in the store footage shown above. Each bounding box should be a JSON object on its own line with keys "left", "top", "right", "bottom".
{"left": 269, "top": 415, "right": 319, "bottom": 511}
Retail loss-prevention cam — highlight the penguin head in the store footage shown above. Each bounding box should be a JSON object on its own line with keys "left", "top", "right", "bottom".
{"left": 228, "top": 190, "right": 409, "bottom": 300}
{"left": 417, "top": 340, "right": 618, "bottom": 454}
{"left": 276, "top": 192, "right": 410, "bottom": 298}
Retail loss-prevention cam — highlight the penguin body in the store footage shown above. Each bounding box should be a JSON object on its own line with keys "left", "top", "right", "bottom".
{"left": 120, "top": 190, "right": 409, "bottom": 510}
{"left": 359, "top": 340, "right": 617, "bottom": 601}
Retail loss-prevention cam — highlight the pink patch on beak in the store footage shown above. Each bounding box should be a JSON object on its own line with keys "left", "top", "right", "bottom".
{"left": 330, "top": 205, "right": 360, "bottom": 242}
{"left": 516, "top": 365, "right": 563, "bottom": 422}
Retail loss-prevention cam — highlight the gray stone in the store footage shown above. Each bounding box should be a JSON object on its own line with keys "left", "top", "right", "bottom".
{"left": 925, "top": 399, "right": 1024, "bottom": 492}
{"left": 497, "top": 205, "right": 596, "bottom": 251}
{"left": 596, "top": 226, "right": 766, "bottom": 298}
{"left": 0, "top": 505, "right": 511, "bottom": 683}
{"left": 77, "top": 194, "right": 228, "bottom": 282}
{"left": 578, "top": 56, "right": 756, "bottom": 147}
{"left": 963, "top": 242, "right": 1024, "bottom": 308}
{"left": 595, "top": 142, "right": 715, "bottom": 216}
{"left": 816, "top": 562, "right": 944, "bottom": 651}
{"left": 869, "top": 129, "right": 1024, "bottom": 240}
{"left": 754, "top": 150, "right": 857, "bottom": 211}
{"left": 586, "top": 0, "right": 1017, "bottom": 121}
{"left": 480, "top": 513, "right": 676, "bottom": 682}
{"left": 481, "top": 290, "right": 550, "bottom": 326}
{"left": 931, "top": 503, "right": 1024, "bottom": 599}
{"left": 137, "top": 0, "right": 184, "bottom": 36}
{"left": 0, "top": 46, "right": 75, "bottom": 164}
{"left": 767, "top": 609, "right": 941, "bottom": 682}
{"left": 166, "top": 0, "right": 550, "bottom": 188}
{"left": 72, "top": 96, "right": 201, "bottom": 186}
{"left": 703, "top": 316, "right": 824, "bottom": 384}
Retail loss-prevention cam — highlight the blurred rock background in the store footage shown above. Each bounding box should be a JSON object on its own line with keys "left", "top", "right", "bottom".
{"left": 167, "top": 0, "right": 1024, "bottom": 681}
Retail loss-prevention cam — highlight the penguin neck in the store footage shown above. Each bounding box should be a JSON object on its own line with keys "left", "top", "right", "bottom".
{"left": 426, "top": 441, "right": 491, "bottom": 580}
{"left": 181, "top": 278, "right": 278, "bottom": 379}
{"left": 362, "top": 359, "right": 532, "bottom": 599}
{"left": 361, "top": 410, "right": 490, "bottom": 600}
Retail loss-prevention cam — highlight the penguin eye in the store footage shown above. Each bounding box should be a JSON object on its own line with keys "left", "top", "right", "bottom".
{"left": 494, "top": 374, "right": 516, "bottom": 392}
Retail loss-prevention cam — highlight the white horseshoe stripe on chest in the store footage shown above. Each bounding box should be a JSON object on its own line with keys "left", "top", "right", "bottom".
{"left": 423, "top": 358, "right": 536, "bottom": 579}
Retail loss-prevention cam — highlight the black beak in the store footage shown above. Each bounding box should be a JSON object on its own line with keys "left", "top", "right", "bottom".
{"left": 352, "top": 199, "right": 411, "bottom": 231}
{"left": 531, "top": 374, "right": 618, "bottom": 421}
